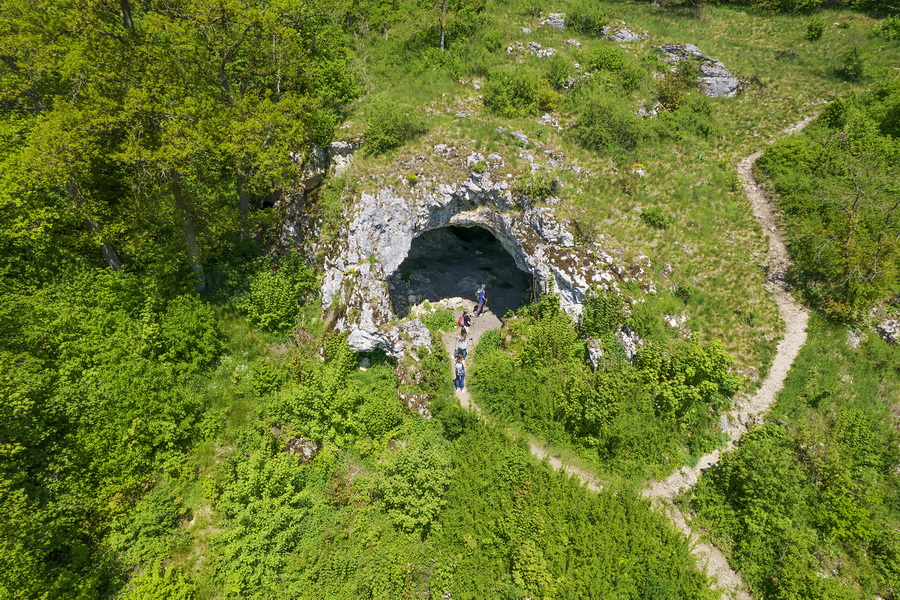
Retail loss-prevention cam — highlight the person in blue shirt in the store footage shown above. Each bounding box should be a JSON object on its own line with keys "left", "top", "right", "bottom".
{"left": 474, "top": 284, "right": 487, "bottom": 317}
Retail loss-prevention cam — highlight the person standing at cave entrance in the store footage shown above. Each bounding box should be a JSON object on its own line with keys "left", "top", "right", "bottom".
{"left": 474, "top": 284, "right": 487, "bottom": 317}
{"left": 455, "top": 329, "right": 469, "bottom": 359}
{"left": 454, "top": 356, "right": 466, "bottom": 391}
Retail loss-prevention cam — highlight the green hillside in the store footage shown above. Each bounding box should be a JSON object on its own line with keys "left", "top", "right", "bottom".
{"left": 1, "top": 1, "right": 898, "bottom": 599}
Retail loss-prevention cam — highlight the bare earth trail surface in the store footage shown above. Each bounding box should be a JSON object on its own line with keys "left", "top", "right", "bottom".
{"left": 440, "top": 116, "right": 813, "bottom": 600}
{"left": 642, "top": 116, "right": 815, "bottom": 599}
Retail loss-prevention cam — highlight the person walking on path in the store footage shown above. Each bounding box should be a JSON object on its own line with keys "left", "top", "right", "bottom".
{"left": 454, "top": 356, "right": 466, "bottom": 391}
{"left": 474, "top": 284, "right": 487, "bottom": 317}
{"left": 455, "top": 329, "right": 469, "bottom": 359}
{"left": 457, "top": 309, "right": 472, "bottom": 332}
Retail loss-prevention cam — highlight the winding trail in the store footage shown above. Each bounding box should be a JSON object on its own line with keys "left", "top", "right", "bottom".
{"left": 442, "top": 117, "right": 813, "bottom": 600}
{"left": 442, "top": 303, "right": 605, "bottom": 492}
{"left": 641, "top": 117, "right": 814, "bottom": 599}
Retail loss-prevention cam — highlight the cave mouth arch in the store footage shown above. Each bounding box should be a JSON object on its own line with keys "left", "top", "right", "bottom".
{"left": 388, "top": 225, "right": 535, "bottom": 319}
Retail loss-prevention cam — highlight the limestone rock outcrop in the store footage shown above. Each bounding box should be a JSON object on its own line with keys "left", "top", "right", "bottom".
{"left": 658, "top": 43, "right": 741, "bottom": 98}
{"left": 284, "top": 143, "right": 648, "bottom": 356}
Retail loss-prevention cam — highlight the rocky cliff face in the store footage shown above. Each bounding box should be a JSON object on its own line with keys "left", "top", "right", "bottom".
{"left": 284, "top": 142, "right": 649, "bottom": 356}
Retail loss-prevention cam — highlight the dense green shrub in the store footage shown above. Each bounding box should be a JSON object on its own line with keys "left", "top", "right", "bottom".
{"left": 874, "top": 15, "right": 900, "bottom": 41}
{"left": 757, "top": 88, "right": 900, "bottom": 317}
{"left": 641, "top": 207, "right": 671, "bottom": 229}
{"left": 472, "top": 295, "right": 740, "bottom": 478}
{"left": 364, "top": 101, "right": 427, "bottom": 154}
{"left": 544, "top": 54, "right": 573, "bottom": 90}
{"left": 567, "top": 2, "right": 608, "bottom": 36}
{"left": 585, "top": 45, "right": 627, "bottom": 73}
{"left": 119, "top": 565, "right": 197, "bottom": 600}
{"left": 580, "top": 289, "right": 627, "bottom": 337}
{"left": 379, "top": 430, "right": 452, "bottom": 534}
{"left": 157, "top": 295, "right": 224, "bottom": 372}
{"left": 239, "top": 253, "right": 316, "bottom": 334}
{"left": 419, "top": 307, "right": 456, "bottom": 333}
{"left": 836, "top": 46, "right": 866, "bottom": 82}
{"left": 806, "top": 18, "right": 825, "bottom": 41}
{"left": 512, "top": 167, "right": 558, "bottom": 199}
{"left": 482, "top": 66, "right": 541, "bottom": 117}
{"left": 572, "top": 98, "right": 642, "bottom": 154}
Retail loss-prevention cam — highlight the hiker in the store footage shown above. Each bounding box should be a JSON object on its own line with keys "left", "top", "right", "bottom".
{"left": 454, "top": 356, "right": 466, "bottom": 390}
{"left": 457, "top": 308, "right": 472, "bottom": 332}
{"left": 474, "top": 284, "right": 487, "bottom": 317}
{"left": 455, "top": 329, "right": 469, "bottom": 359}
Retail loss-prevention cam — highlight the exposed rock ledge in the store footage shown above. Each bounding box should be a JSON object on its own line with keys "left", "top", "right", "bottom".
{"left": 285, "top": 148, "right": 649, "bottom": 356}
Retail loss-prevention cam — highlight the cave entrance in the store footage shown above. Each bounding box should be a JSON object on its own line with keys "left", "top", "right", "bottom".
{"left": 388, "top": 226, "right": 534, "bottom": 319}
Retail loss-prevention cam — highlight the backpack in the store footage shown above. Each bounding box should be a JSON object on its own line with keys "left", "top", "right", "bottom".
{"left": 457, "top": 315, "right": 464, "bottom": 327}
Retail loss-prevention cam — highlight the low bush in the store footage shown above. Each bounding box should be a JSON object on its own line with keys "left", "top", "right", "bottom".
{"left": 567, "top": 2, "right": 607, "bottom": 36}
{"left": 585, "top": 45, "right": 627, "bottom": 73}
{"left": 544, "top": 54, "right": 573, "bottom": 90}
{"left": 420, "top": 308, "right": 456, "bottom": 333}
{"left": 641, "top": 207, "right": 671, "bottom": 229}
{"left": 572, "top": 97, "right": 642, "bottom": 155}
{"left": 513, "top": 167, "right": 558, "bottom": 200}
{"left": 480, "top": 28, "right": 504, "bottom": 53}
{"left": 836, "top": 46, "right": 866, "bottom": 82}
{"left": 874, "top": 15, "right": 900, "bottom": 41}
{"left": 239, "top": 253, "right": 316, "bottom": 334}
{"left": 806, "top": 18, "right": 825, "bottom": 41}
{"left": 483, "top": 66, "right": 541, "bottom": 117}
{"left": 364, "top": 101, "right": 427, "bottom": 155}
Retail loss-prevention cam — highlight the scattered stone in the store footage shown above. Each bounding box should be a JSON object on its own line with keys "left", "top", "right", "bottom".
{"left": 521, "top": 27, "right": 532, "bottom": 34}
{"left": 875, "top": 319, "right": 899, "bottom": 345}
{"left": 511, "top": 130, "right": 530, "bottom": 145}
{"left": 616, "top": 326, "right": 643, "bottom": 360}
{"left": 586, "top": 338, "right": 604, "bottom": 370}
{"left": 433, "top": 144, "right": 457, "bottom": 159}
{"left": 636, "top": 102, "right": 664, "bottom": 118}
{"left": 846, "top": 330, "right": 862, "bottom": 349}
{"left": 542, "top": 13, "right": 565, "bottom": 29}
{"left": 664, "top": 314, "right": 687, "bottom": 327}
{"left": 466, "top": 151, "right": 485, "bottom": 166}
{"left": 455, "top": 111, "right": 469, "bottom": 118}
{"left": 399, "top": 391, "right": 432, "bottom": 419}
{"left": 538, "top": 112, "right": 562, "bottom": 130}
{"left": 329, "top": 141, "right": 356, "bottom": 177}
{"left": 359, "top": 356, "right": 371, "bottom": 369}
{"left": 526, "top": 41, "right": 557, "bottom": 58}
{"left": 286, "top": 437, "right": 318, "bottom": 463}
{"left": 719, "top": 413, "right": 732, "bottom": 437}
{"left": 564, "top": 38, "right": 582, "bottom": 48}
{"left": 657, "top": 43, "right": 741, "bottom": 98}
{"left": 602, "top": 25, "right": 645, "bottom": 43}
{"left": 506, "top": 41, "right": 525, "bottom": 55}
